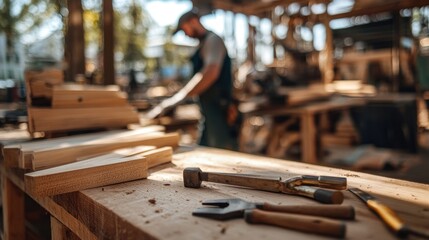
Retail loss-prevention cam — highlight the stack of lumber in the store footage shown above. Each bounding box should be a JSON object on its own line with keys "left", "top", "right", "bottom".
{"left": 275, "top": 85, "right": 333, "bottom": 107}
{"left": 25, "top": 69, "right": 139, "bottom": 134}
{"left": 1, "top": 126, "right": 179, "bottom": 197}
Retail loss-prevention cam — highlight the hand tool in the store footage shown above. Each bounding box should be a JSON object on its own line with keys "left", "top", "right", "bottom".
{"left": 349, "top": 187, "right": 429, "bottom": 239}
{"left": 193, "top": 198, "right": 349, "bottom": 238}
{"left": 183, "top": 167, "right": 347, "bottom": 204}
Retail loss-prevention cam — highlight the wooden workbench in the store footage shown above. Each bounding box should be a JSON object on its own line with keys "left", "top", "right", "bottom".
{"left": 1, "top": 146, "right": 428, "bottom": 239}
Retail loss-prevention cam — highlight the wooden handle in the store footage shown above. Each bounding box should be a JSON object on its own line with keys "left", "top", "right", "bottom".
{"left": 203, "top": 172, "right": 282, "bottom": 193}
{"left": 244, "top": 209, "right": 346, "bottom": 238}
{"left": 260, "top": 203, "right": 355, "bottom": 220}
{"left": 367, "top": 200, "right": 407, "bottom": 236}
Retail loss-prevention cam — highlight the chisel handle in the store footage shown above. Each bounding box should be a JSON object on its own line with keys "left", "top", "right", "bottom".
{"left": 367, "top": 200, "right": 408, "bottom": 237}
{"left": 244, "top": 209, "right": 346, "bottom": 238}
{"left": 257, "top": 203, "right": 355, "bottom": 220}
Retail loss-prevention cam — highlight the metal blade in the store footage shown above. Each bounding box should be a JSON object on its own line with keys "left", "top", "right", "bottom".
{"left": 348, "top": 187, "right": 376, "bottom": 202}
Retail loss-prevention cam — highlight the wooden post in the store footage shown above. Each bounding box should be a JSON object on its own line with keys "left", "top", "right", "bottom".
{"left": 1, "top": 174, "right": 25, "bottom": 240}
{"left": 51, "top": 216, "right": 80, "bottom": 240}
{"left": 301, "top": 112, "right": 317, "bottom": 164}
{"left": 103, "top": 0, "right": 115, "bottom": 85}
{"left": 321, "top": 14, "right": 334, "bottom": 84}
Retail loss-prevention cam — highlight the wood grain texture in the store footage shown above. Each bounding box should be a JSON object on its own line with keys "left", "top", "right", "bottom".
{"left": 2, "top": 126, "right": 165, "bottom": 169}
{"left": 52, "top": 84, "right": 128, "bottom": 108}
{"left": 25, "top": 68, "right": 64, "bottom": 99}
{"left": 51, "top": 216, "right": 80, "bottom": 240}
{"left": 46, "top": 148, "right": 429, "bottom": 240}
{"left": 28, "top": 106, "right": 139, "bottom": 133}
{"left": 30, "top": 132, "right": 179, "bottom": 170}
{"left": 1, "top": 174, "right": 25, "bottom": 240}
{"left": 25, "top": 155, "right": 149, "bottom": 196}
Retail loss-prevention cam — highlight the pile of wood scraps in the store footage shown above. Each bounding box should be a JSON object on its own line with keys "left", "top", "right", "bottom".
{"left": 1, "top": 126, "right": 180, "bottom": 197}
{"left": 25, "top": 68, "right": 139, "bottom": 135}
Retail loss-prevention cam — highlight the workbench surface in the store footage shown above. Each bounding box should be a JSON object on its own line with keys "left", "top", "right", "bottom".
{"left": 2, "top": 146, "right": 429, "bottom": 239}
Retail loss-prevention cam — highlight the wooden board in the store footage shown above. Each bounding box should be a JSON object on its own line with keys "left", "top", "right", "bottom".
{"left": 51, "top": 84, "right": 128, "bottom": 108}
{"left": 75, "top": 146, "right": 173, "bottom": 169}
{"left": 27, "top": 106, "right": 139, "bottom": 133}
{"left": 2, "top": 126, "right": 165, "bottom": 168}
{"left": 43, "top": 147, "right": 429, "bottom": 240}
{"left": 25, "top": 68, "right": 64, "bottom": 100}
{"left": 24, "top": 155, "right": 149, "bottom": 197}
{"left": 30, "top": 132, "right": 179, "bottom": 170}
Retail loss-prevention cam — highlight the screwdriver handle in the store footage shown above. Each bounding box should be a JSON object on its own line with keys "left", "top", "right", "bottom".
{"left": 244, "top": 209, "right": 346, "bottom": 238}
{"left": 258, "top": 203, "right": 355, "bottom": 220}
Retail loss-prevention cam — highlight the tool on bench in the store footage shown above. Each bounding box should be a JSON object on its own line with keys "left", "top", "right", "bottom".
{"left": 193, "top": 198, "right": 351, "bottom": 238}
{"left": 183, "top": 167, "right": 347, "bottom": 204}
{"left": 349, "top": 187, "right": 429, "bottom": 239}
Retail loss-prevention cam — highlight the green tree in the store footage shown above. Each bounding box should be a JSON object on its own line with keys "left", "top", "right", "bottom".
{"left": 0, "top": 0, "right": 61, "bottom": 52}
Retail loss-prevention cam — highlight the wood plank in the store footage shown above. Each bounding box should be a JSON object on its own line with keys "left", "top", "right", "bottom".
{"left": 25, "top": 68, "right": 64, "bottom": 100}
{"left": 28, "top": 106, "right": 139, "bottom": 133}
{"left": 77, "top": 146, "right": 173, "bottom": 169}
{"left": 52, "top": 84, "right": 128, "bottom": 108}
{"left": 76, "top": 145, "right": 157, "bottom": 161}
{"left": 1, "top": 174, "right": 25, "bottom": 240}
{"left": 24, "top": 155, "right": 149, "bottom": 197}
{"left": 2, "top": 126, "right": 165, "bottom": 168}
{"left": 29, "top": 132, "right": 179, "bottom": 170}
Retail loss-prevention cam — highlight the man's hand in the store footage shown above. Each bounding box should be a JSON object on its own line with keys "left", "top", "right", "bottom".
{"left": 144, "top": 96, "right": 181, "bottom": 119}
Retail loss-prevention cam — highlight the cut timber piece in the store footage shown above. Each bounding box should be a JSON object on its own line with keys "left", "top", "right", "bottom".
{"left": 76, "top": 145, "right": 157, "bottom": 161}
{"left": 30, "top": 132, "right": 180, "bottom": 170}
{"left": 24, "top": 155, "right": 148, "bottom": 197}
{"left": 28, "top": 106, "right": 139, "bottom": 133}
{"left": 3, "top": 126, "right": 165, "bottom": 169}
{"left": 25, "top": 68, "right": 64, "bottom": 99}
{"left": 52, "top": 84, "right": 128, "bottom": 108}
{"left": 77, "top": 146, "right": 173, "bottom": 169}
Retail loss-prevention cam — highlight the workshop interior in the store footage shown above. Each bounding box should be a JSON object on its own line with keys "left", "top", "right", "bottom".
{"left": 0, "top": 0, "right": 429, "bottom": 239}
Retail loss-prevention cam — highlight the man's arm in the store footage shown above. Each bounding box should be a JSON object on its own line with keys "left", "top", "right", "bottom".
{"left": 146, "top": 34, "right": 226, "bottom": 118}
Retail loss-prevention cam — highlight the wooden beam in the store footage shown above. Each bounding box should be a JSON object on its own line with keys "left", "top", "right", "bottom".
{"left": 52, "top": 84, "right": 128, "bottom": 108}
{"left": 29, "top": 132, "right": 179, "bottom": 170}
{"left": 330, "top": 1, "right": 429, "bottom": 20}
{"left": 77, "top": 146, "right": 173, "bottom": 169}
{"left": 28, "top": 106, "right": 139, "bottom": 133}
{"left": 2, "top": 126, "right": 165, "bottom": 168}
{"left": 25, "top": 155, "right": 148, "bottom": 197}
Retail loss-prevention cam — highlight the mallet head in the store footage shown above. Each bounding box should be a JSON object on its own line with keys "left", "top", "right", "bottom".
{"left": 183, "top": 167, "right": 202, "bottom": 188}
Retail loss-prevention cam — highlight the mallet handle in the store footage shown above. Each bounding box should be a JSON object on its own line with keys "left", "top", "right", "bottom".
{"left": 201, "top": 172, "right": 281, "bottom": 192}
{"left": 244, "top": 209, "right": 346, "bottom": 238}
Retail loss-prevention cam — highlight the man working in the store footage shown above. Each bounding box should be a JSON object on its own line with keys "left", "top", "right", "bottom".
{"left": 146, "top": 9, "right": 238, "bottom": 150}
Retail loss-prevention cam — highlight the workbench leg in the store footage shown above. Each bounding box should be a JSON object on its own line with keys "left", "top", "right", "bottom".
{"left": 301, "top": 112, "right": 317, "bottom": 164}
{"left": 1, "top": 174, "right": 25, "bottom": 240}
{"left": 51, "top": 216, "right": 80, "bottom": 240}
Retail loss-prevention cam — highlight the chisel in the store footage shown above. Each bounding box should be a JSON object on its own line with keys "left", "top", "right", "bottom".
{"left": 349, "top": 187, "right": 429, "bottom": 239}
